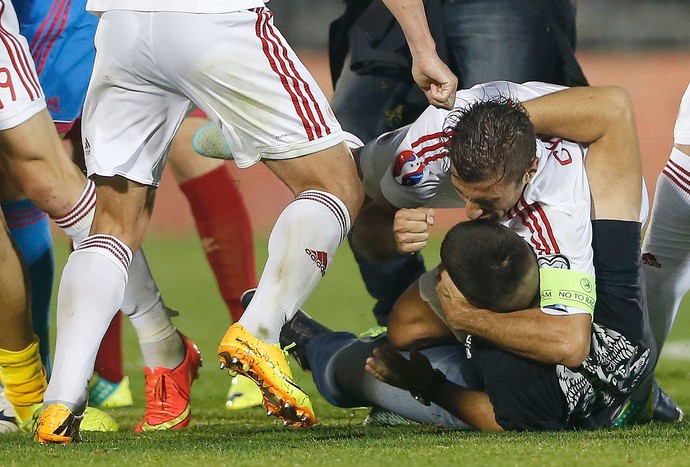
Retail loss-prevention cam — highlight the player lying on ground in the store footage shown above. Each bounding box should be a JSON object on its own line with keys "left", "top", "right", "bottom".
{"left": 276, "top": 86, "right": 671, "bottom": 427}
{"left": 357, "top": 82, "right": 677, "bottom": 422}
{"left": 195, "top": 82, "right": 679, "bottom": 421}
{"left": 267, "top": 215, "right": 649, "bottom": 430}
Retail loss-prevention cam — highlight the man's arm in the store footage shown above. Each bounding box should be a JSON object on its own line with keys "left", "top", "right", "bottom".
{"left": 387, "top": 279, "right": 455, "bottom": 349}
{"left": 380, "top": 0, "right": 457, "bottom": 109}
{"left": 349, "top": 197, "right": 403, "bottom": 261}
{"left": 392, "top": 207, "right": 436, "bottom": 254}
{"left": 365, "top": 344, "right": 502, "bottom": 431}
{"left": 523, "top": 85, "right": 642, "bottom": 222}
{"left": 436, "top": 269, "right": 591, "bottom": 368}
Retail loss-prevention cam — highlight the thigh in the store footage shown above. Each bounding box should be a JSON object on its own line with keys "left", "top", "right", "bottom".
{"left": 158, "top": 9, "right": 343, "bottom": 168}
{"left": 83, "top": 11, "right": 191, "bottom": 187}
{"left": 262, "top": 141, "right": 362, "bottom": 212}
{"left": 444, "top": 0, "right": 566, "bottom": 86}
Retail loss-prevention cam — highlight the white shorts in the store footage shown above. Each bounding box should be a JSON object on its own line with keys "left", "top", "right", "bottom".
{"left": 0, "top": 0, "right": 46, "bottom": 131}
{"left": 675, "top": 82, "right": 690, "bottom": 145}
{"left": 83, "top": 8, "right": 342, "bottom": 186}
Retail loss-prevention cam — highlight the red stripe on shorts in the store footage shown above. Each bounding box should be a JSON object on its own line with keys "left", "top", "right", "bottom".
{"left": 254, "top": 9, "right": 328, "bottom": 140}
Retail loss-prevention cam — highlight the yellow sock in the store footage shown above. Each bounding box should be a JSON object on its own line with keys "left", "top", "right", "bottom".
{"left": 0, "top": 338, "right": 47, "bottom": 421}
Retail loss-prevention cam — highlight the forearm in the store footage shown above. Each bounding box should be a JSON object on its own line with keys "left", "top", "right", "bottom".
{"left": 524, "top": 85, "right": 631, "bottom": 144}
{"left": 388, "top": 282, "right": 455, "bottom": 350}
{"left": 380, "top": 0, "right": 436, "bottom": 57}
{"left": 349, "top": 201, "right": 400, "bottom": 261}
{"left": 524, "top": 85, "right": 642, "bottom": 221}
{"left": 444, "top": 307, "right": 591, "bottom": 367}
{"left": 430, "top": 382, "right": 502, "bottom": 431}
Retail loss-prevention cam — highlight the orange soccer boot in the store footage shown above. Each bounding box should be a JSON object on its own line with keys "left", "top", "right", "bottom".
{"left": 217, "top": 323, "right": 316, "bottom": 428}
{"left": 135, "top": 334, "right": 202, "bottom": 432}
{"left": 35, "top": 403, "right": 83, "bottom": 444}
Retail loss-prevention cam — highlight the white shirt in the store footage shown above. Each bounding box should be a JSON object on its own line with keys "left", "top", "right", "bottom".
{"left": 361, "top": 81, "right": 595, "bottom": 317}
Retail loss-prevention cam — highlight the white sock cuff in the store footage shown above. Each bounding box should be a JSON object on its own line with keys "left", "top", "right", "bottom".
{"left": 75, "top": 234, "right": 133, "bottom": 279}
{"left": 52, "top": 179, "right": 96, "bottom": 240}
{"left": 294, "top": 190, "right": 352, "bottom": 243}
{"left": 662, "top": 148, "right": 690, "bottom": 200}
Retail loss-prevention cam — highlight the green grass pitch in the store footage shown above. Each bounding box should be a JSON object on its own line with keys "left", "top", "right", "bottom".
{"left": 2, "top": 233, "right": 690, "bottom": 466}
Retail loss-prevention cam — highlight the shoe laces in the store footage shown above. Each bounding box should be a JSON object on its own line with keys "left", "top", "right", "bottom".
{"left": 146, "top": 372, "right": 179, "bottom": 413}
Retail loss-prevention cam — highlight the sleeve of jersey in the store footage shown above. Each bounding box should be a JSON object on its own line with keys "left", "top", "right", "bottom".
{"left": 519, "top": 204, "right": 596, "bottom": 319}
{"left": 539, "top": 268, "right": 596, "bottom": 320}
{"left": 378, "top": 106, "right": 454, "bottom": 209}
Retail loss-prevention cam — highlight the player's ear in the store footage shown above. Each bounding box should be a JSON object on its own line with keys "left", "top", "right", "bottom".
{"left": 524, "top": 157, "right": 538, "bottom": 182}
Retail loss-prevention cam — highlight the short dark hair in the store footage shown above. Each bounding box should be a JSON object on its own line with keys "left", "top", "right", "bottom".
{"left": 444, "top": 96, "right": 536, "bottom": 185}
{"left": 440, "top": 219, "right": 537, "bottom": 311}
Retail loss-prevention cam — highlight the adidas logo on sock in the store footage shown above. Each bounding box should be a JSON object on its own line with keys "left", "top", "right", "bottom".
{"left": 305, "top": 249, "right": 327, "bottom": 276}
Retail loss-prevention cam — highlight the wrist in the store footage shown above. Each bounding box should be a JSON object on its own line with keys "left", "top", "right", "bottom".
{"left": 411, "top": 368, "right": 447, "bottom": 406}
{"left": 446, "top": 306, "right": 485, "bottom": 335}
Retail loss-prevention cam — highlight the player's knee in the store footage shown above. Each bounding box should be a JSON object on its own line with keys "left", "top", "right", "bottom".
{"left": 327, "top": 175, "right": 364, "bottom": 221}
{"left": 15, "top": 177, "right": 58, "bottom": 210}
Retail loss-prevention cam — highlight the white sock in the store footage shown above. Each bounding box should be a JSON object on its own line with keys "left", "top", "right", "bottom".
{"left": 51, "top": 180, "right": 96, "bottom": 247}
{"left": 238, "top": 190, "right": 351, "bottom": 343}
{"left": 642, "top": 148, "right": 690, "bottom": 351}
{"left": 52, "top": 180, "right": 184, "bottom": 370}
{"left": 44, "top": 235, "right": 132, "bottom": 414}
{"left": 120, "top": 251, "right": 184, "bottom": 370}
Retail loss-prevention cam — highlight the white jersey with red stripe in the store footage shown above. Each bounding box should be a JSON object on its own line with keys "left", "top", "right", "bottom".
{"left": 82, "top": 8, "right": 342, "bottom": 185}
{"left": 0, "top": 0, "right": 46, "bottom": 130}
{"left": 505, "top": 135, "right": 594, "bottom": 285}
{"left": 360, "top": 81, "right": 574, "bottom": 209}
{"left": 362, "top": 81, "right": 595, "bottom": 317}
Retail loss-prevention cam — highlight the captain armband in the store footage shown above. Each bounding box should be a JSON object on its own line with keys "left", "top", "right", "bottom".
{"left": 539, "top": 268, "right": 596, "bottom": 319}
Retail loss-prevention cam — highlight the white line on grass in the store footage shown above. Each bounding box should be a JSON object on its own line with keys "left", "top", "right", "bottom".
{"left": 661, "top": 340, "right": 690, "bottom": 360}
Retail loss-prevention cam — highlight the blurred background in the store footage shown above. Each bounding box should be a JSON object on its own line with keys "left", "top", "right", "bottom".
{"left": 142, "top": 0, "right": 690, "bottom": 236}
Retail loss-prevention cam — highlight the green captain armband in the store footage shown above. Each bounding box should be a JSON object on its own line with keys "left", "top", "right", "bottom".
{"left": 539, "top": 268, "right": 596, "bottom": 317}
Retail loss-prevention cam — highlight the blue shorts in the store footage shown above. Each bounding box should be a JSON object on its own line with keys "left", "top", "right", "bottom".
{"left": 15, "top": 0, "right": 97, "bottom": 132}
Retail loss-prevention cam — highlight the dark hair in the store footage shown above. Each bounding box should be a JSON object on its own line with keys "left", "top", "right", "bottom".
{"left": 444, "top": 96, "right": 536, "bottom": 185}
{"left": 440, "top": 219, "right": 537, "bottom": 311}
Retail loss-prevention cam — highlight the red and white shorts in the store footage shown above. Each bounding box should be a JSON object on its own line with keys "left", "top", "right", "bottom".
{"left": 0, "top": 0, "right": 45, "bottom": 131}
{"left": 82, "top": 8, "right": 342, "bottom": 186}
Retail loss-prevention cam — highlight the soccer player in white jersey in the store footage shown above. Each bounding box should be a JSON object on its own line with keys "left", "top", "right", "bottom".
{"left": 356, "top": 81, "right": 594, "bottom": 285}
{"left": 35, "top": 0, "right": 457, "bottom": 441}
{"left": 351, "top": 82, "right": 666, "bottom": 424}
{"left": 275, "top": 85, "right": 657, "bottom": 429}
{"left": 641, "top": 83, "right": 690, "bottom": 368}
{"left": 0, "top": 0, "right": 121, "bottom": 436}
{"left": 0, "top": 1, "right": 203, "bottom": 442}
